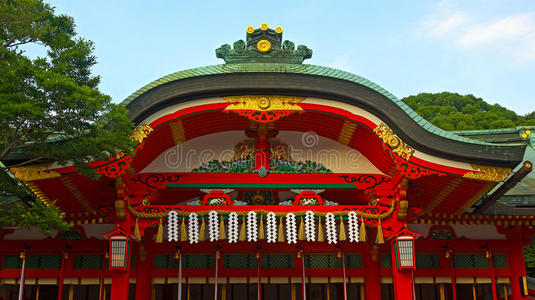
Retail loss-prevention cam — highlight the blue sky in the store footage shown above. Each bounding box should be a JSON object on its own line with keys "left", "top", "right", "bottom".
{"left": 46, "top": 0, "right": 535, "bottom": 114}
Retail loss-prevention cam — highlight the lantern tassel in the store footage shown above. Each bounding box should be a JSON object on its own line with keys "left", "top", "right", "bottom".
{"left": 219, "top": 216, "right": 226, "bottom": 240}
{"left": 359, "top": 217, "right": 367, "bottom": 242}
{"left": 376, "top": 219, "right": 384, "bottom": 244}
{"left": 199, "top": 216, "right": 206, "bottom": 241}
{"left": 317, "top": 217, "right": 324, "bottom": 242}
{"left": 259, "top": 215, "right": 265, "bottom": 240}
{"left": 339, "top": 215, "right": 346, "bottom": 241}
{"left": 180, "top": 217, "right": 187, "bottom": 242}
{"left": 278, "top": 216, "right": 285, "bottom": 242}
{"left": 239, "top": 216, "right": 246, "bottom": 241}
{"left": 156, "top": 218, "right": 163, "bottom": 243}
{"left": 134, "top": 218, "right": 141, "bottom": 240}
{"left": 298, "top": 216, "right": 305, "bottom": 241}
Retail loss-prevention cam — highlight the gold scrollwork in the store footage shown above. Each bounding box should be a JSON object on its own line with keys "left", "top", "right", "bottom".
{"left": 463, "top": 164, "right": 511, "bottom": 182}
{"left": 10, "top": 163, "right": 60, "bottom": 182}
{"left": 373, "top": 123, "right": 415, "bottom": 160}
{"left": 223, "top": 95, "right": 306, "bottom": 112}
{"left": 131, "top": 123, "right": 153, "bottom": 143}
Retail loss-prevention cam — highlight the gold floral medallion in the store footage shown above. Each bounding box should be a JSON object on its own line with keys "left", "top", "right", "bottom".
{"left": 257, "top": 39, "right": 271, "bottom": 53}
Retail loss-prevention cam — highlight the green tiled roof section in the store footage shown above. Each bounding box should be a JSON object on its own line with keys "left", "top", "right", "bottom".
{"left": 121, "top": 63, "right": 494, "bottom": 146}
{"left": 498, "top": 195, "right": 535, "bottom": 206}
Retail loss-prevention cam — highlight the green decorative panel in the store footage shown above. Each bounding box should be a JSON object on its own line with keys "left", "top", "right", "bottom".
{"left": 381, "top": 254, "right": 392, "bottom": 268}
{"left": 28, "top": 255, "right": 62, "bottom": 269}
{"left": 75, "top": 255, "right": 103, "bottom": 269}
{"left": 492, "top": 254, "right": 508, "bottom": 269}
{"left": 154, "top": 254, "right": 176, "bottom": 269}
{"left": 305, "top": 254, "right": 342, "bottom": 268}
{"left": 415, "top": 254, "right": 440, "bottom": 269}
{"left": 261, "top": 254, "right": 294, "bottom": 269}
{"left": 154, "top": 254, "right": 214, "bottom": 269}
{"left": 182, "top": 254, "right": 213, "bottom": 269}
{"left": 3, "top": 255, "right": 22, "bottom": 269}
{"left": 223, "top": 255, "right": 257, "bottom": 269}
{"left": 344, "top": 254, "right": 362, "bottom": 268}
{"left": 453, "top": 254, "right": 490, "bottom": 268}
{"left": 129, "top": 252, "right": 135, "bottom": 269}
{"left": 59, "top": 230, "right": 83, "bottom": 240}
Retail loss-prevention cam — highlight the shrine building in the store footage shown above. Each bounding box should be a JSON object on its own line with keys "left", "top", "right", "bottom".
{"left": 2, "top": 24, "right": 535, "bottom": 300}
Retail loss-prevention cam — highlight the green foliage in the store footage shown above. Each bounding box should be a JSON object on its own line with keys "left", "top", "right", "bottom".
{"left": 402, "top": 92, "right": 535, "bottom": 130}
{"left": 0, "top": 0, "right": 135, "bottom": 232}
{"left": 524, "top": 239, "right": 535, "bottom": 277}
{"left": 192, "top": 158, "right": 332, "bottom": 174}
{"left": 0, "top": 199, "right": 68, "bottom": 234}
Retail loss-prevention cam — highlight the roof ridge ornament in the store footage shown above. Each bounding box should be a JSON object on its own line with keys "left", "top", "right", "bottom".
{"left": 216, "top": 23, "right": 312, "bottom": 64}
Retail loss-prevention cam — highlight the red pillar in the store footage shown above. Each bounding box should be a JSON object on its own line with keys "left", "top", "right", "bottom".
{"left": 509, "top": 240, "right": 528, "bottom": 300}
{"left": 134, "top": 245, "right": 152, "bottom": 300}
{"left": 111, "top": 269, "right": 130, "bottom": 300}
{"left": 391, "top": 241, "right": 414, "bottom": 300}
{"left": 57, "top": 253, "right": 66, "bottom": 300}
{"left": 364, "top": 246, "right": 381, "bottom": 300}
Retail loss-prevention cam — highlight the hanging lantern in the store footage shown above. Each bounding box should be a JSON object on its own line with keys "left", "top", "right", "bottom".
{"left": 102, "top": 226, "right": 134, "bottom": 270}
{"left": 393, "top": 236, "right": 416, "bottom": 270}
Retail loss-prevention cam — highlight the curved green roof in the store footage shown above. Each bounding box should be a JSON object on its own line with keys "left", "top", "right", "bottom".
{"left": 121, "top": 63, "right": 495, "bottom": 146}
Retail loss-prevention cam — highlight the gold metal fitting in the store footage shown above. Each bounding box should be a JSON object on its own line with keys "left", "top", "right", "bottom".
{"left": 19, "top": 252, "right": 26, "bottom": 260}
{"left": 275, "top": 26, "right": 283, "bottom": 34}
{"left": 297, "top": 252, "right": 302, "bottom": 259}
{"left": 337, "top": 251, "right": 342, "bottom": 258}
{"left": 526, "top": 162, "right": 532, "bottom": 169}
{"left": 260, "top": 23, "right": 268, "bottom": 31}
{"left": 257, "top": 40, "right": 271, "bottom": 53}
{"left": 246, "top": 26, "right": 254, "bottom": 34}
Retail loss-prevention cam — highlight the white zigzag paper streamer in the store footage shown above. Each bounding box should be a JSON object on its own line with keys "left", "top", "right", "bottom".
{"left": 188, "top": 212, "right": 199, "bottom": 244}
{"left": 167, "top": 210, "right": 178, "bottom": 242}
{"left": 325, "top": 212, "right": 337, "bottom": 244}
{"left": 347, "top": 211, "right": 359, "bottom": 243}
{"left": 228, "top": 212, "right": 239, "bottom": 243}
{"left": 266, "top": 212, "right": 277, "bottom": 243}
{"left": 208, "top": 211, "right": 219, "bottom": 242}
{"left": 247, "top": 211, "right": 258, "bottom": 242}
{"left": 305, "top": 211, "right": 315, "bottom": 242}
{"left": 286, "top": 213, "right": 297, "bottom": 244}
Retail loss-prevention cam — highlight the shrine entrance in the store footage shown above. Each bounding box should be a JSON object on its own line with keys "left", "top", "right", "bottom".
{"left": 152, "top": 283, "right": 363, "bottom": 300}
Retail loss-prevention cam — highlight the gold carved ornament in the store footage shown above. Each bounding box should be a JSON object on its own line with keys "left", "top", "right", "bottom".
{"left": 10, "top": 163, "right": 60, "bottom": 182}
{"left": 257, "top": 39, "right": 272, "bottom": 53}
{"left": 130, "top": 123, "right": 153, "bottom": 143}
{"left": 223, "top": 95, "right": 305, "bottom": 112}
{"left": 463, "top": 164, "right": 511, "bottom": 182}
{"left": 373, "top": 123, "right": 415, "bottom": 160}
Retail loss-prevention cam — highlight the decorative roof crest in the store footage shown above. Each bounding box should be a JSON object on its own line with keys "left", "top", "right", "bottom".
{"left": 216, "top": 23, "right": 312, "bottom": 64}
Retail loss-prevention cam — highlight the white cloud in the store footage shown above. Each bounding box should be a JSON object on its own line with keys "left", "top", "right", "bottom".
{"left": 415, "top": 9, "right": 535, "bottom": 63}
{"left": 457, "top": 14, "right": 535, "bottom": 48}
{"left": 419, "top": 11, "right": 468, "bottom": 37}
{"left": 330, "top": 54, "right": 354, "bottom": 73}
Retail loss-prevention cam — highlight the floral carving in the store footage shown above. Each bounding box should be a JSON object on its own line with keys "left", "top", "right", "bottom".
{"left": 373, "top": 123, "right": 415, "bottom": 160}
